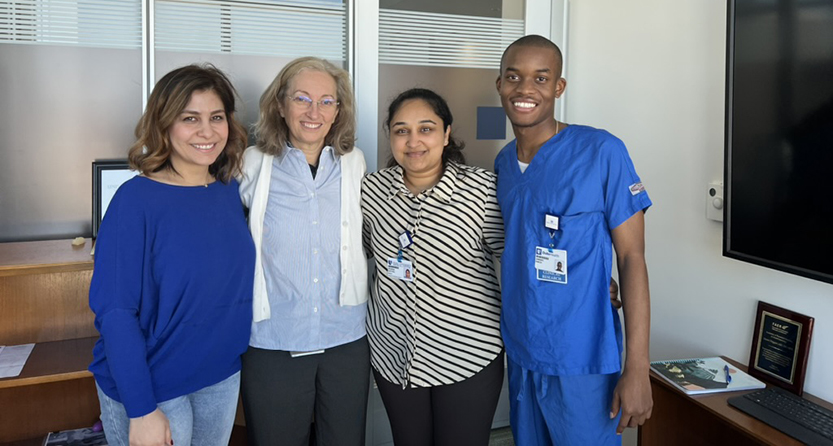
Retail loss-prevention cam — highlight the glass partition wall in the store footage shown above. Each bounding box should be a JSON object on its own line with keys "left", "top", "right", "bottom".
{"left": 376, "top": 0, "right": 524, "bottom": 171}
{"left": 0, "top": 0, "right": 348, "bottom": 241}
{"left": 152, "top": 0, "right": 348, "bottom": 136}
{"left": 0, "top": 1, "right": 143, "bottom": 241}
{"left": 0, "top": 0, "right": 550, "bottom": 242}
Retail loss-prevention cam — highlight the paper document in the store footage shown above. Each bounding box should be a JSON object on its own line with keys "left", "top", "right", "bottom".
{"left": 0, "top": 343, "right": 35, "bottom": 379}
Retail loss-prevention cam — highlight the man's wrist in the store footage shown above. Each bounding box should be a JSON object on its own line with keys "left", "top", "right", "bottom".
{"left": 623, "top": 357, "right": 650, "bottom": 374}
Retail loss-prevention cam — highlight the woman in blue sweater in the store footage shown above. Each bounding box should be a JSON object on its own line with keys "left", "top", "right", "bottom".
{"left": 89, "top": 64, "right": 255, "bottom": 446}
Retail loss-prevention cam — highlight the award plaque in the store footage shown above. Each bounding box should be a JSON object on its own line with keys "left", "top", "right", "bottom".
{"left": 748, "top": 301, "right": 814, "bottom": 395}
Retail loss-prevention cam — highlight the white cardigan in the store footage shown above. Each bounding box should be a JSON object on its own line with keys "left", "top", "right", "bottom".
{"left": 239, "top": 145, "right": 369, "bottom": 322}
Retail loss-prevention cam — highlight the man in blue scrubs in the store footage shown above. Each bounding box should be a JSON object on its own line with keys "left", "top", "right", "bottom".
{"left": 494, "top": 35, "right": 653, "bottom": 445}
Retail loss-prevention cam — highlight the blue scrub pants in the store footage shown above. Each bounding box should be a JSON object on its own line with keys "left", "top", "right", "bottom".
{"left": 508, "top": 357, "right": 621, "bottom": 446}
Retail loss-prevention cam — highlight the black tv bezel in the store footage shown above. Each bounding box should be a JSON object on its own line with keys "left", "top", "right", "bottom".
{"left": 722, "top": 0, "right": 833, "bottom": 286}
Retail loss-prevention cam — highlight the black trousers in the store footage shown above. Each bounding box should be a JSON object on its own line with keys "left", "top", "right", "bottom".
{"left": 241, "top": 337, "right": 370, "bottom": 446}
{"left": 373, "top": 351, "right": 505, "bottom": 446}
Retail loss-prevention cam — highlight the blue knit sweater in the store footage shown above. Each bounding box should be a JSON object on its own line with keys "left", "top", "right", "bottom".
{"left": 89, "top": 176, "right": 254, "bottom": 418}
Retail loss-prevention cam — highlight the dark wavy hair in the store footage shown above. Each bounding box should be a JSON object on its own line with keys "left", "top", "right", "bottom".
{"left": 384, "top": 88, "right": 465, "bottom": 169}
{"left": 128, "top": 64, "right": 247, "bottom": 183}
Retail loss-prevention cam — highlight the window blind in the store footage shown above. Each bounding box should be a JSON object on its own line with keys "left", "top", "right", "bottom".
{"left": 379, "top": 9, "right": 523, "bottom": 69}
{"left": 155, "top": 0, "right": 346, "bottom": 60}
{"left": 0, "top": 0, "right": 141, "bottom": 48}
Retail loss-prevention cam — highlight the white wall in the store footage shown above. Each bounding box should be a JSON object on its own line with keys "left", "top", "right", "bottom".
{"left": 565, "top": 0, "right": 832, "bottom": 407}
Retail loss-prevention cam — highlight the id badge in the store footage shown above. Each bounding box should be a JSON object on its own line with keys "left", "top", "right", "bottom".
{"left": 399, "top": 231, "right": 413, "bottom": 249}
{"left": 534, "top": 246, "right": 567, "bottom": 284}
{"left": 387, "top": 258, "right": 414, "bottom": 282}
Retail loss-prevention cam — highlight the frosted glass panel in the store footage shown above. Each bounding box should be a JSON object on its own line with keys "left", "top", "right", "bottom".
{"left": 155, "top": 0, "right": 345, "bottom": 60}
{"left": 154, "top": 0, "right": 348, "bottom": 138}
{"left": 376, "top": 0, "right": 524, "bottom": 171}
{"left": 0, "top": 44, "right": 142, "bottom": 242}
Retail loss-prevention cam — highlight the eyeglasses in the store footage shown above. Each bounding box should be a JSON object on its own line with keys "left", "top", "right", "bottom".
{"left": 286, "top": 94, "right": 339, "bottom": 111}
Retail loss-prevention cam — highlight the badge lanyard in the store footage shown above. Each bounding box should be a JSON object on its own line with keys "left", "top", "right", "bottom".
{"left": 536, "top": 214, "right": 568, "bottom": 284}
{"left": 388, "top": 230, "right": 415, "bottom": 282}
{"left": 545, "top": 214, "right": 560, "bottom": 247}
{"left": 398, "top": 230, "right": 413, "bottom": 261}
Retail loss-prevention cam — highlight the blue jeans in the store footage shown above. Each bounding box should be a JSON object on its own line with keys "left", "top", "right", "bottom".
{"left": 96, "top": 371, "right": 240, "bottom": 446}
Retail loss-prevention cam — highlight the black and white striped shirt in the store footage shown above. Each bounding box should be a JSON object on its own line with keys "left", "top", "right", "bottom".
{"left": 361, "top": 162, "right": 504, "bottom": 388}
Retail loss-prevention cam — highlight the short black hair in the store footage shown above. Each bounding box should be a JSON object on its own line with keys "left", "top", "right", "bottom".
{"left": 500, "top": 34, "right": 563, "bottom": 76}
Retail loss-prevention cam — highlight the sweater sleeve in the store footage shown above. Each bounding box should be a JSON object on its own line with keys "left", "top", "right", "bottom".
{"left": 89, "top": 185, "right": 158, "bottom": 418}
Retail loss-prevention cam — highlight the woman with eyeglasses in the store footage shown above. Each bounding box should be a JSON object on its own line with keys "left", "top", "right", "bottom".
{"left": 238, "top": 57, "right": 370, "bottom": 446}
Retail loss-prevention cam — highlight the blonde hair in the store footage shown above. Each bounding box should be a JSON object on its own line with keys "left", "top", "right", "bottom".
{"left": 128, "top": 64, "right": 247, "bottom": 182}
{"left": 254, "top": 57, "right": 356, "bottom": 156}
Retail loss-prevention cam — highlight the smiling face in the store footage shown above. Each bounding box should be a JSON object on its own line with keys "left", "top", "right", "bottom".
{"left": 389, "top": 98, "right": 451, "bottom": 181}
{"left": 280, "top": 69, "right": 339, "bottom": 153}
{"left": 168, "top": 89, "right": 228, "bottom": 175}
{"left": 496, "top": 44, "right": 566, "bottom": 132}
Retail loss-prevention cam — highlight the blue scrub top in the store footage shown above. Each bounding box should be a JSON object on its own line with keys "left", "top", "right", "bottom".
{"left": 495, "top": 125, "right": 652, "bottom": 376}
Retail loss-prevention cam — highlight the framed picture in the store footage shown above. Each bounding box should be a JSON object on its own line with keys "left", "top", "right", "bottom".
{"left": 92, "top": 160, "right": 138, "bottom": 238}
{"left": 747, "top": 301, "right": 814, "bottom": 395}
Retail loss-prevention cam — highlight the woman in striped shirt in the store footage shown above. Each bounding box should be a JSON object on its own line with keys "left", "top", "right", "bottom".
{"left": 361, "top": 88, "right": 505, "bottom": 446}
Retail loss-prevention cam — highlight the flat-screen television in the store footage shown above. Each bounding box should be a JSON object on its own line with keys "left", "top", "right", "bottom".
{"left": 724, "top": 0, "right": 833, "bottom": 285}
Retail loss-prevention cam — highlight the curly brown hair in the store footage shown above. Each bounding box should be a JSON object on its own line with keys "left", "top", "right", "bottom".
{"left": 253, "top": 57, "right": 356, "bottom": 156}
{"left": 128, "top": 64, "right": 247, "bottom": 183}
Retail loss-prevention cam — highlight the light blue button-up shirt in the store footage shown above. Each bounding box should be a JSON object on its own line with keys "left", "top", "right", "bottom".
{"left": 250, "top": 146, "right": 366, "bottom": 351}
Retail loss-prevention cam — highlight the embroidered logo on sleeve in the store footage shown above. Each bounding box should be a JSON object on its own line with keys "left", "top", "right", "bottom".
{"left": 629, "top": 182, "right": 646, "bottom": 196}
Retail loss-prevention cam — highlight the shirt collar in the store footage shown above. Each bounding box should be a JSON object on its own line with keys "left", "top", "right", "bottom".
{"left": 387, "top": 162, "right": 460, "bottom": 203}
{"left": 276, "top": 143, "right": 336, "bottom": 165}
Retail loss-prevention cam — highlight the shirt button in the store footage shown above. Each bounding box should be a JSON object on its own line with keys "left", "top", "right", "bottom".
{"left": 342, "top": 269, "right": 347, "bottom": 275}
{"left": 342, "top": 246, "right": 348, "bottom": 251}
{"left": 310, "top": 192, "right": 315, "bottom": 197}
{"left": 342, "top": 221, "right": 348, "bottom": 227}
{"left": 313, "top": 307, "right": 319, "bottom": 313}
{"left": 313, "top": 249, "right": 318, "bottom": 254}
{"left": 313, "top": 278, "right": 319, "bottom": 283}
{"left": 312, "top": 221, "right": 318, "bottom": 225}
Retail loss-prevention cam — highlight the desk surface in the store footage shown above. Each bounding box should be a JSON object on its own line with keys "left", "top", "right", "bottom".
{"left": 0, "top": 337, "right": 96, "bottom": 389}
{"left": 0, "top": 239, "right": 93, "bottom": 276}
{"left": 641, "top": 356, "right": 833, "bottom": 446}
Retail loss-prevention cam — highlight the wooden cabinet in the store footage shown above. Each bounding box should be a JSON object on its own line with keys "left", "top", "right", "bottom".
{"left": 0, "top": 239, "right": 100, "bottom": 443}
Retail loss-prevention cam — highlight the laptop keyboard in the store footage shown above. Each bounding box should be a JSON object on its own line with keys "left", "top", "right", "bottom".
{"left": 728, "top": 387, "right": 833, "bottom": 446}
